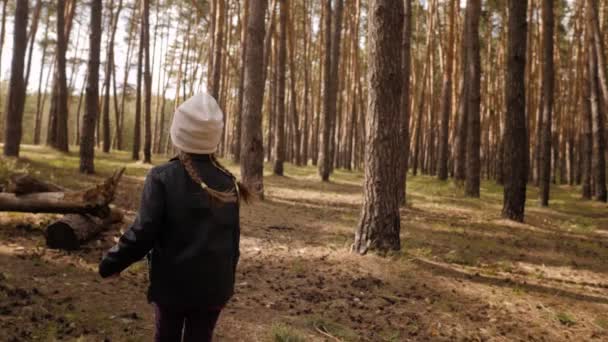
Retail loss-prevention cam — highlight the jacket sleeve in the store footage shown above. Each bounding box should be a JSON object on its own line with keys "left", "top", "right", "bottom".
{"left": 99, "top": 170, "right": 165, "bottom": 278}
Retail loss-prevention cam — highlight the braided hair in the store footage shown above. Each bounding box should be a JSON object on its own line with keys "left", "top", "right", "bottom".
{"left": 178, "top": 151, "right": 252, "bottom": 206}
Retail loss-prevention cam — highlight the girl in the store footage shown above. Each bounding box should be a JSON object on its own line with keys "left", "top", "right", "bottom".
{"left": 99, "top": 92, "right": 249, "bottom": 342}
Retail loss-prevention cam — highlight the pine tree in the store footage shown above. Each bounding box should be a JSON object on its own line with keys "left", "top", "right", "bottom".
{"left": 80, "top": 0, "right": 102, "bottom": 173}
{"left": 353, "top": 0, "right": 403, "bottom": 254}
{"left": 3, "top": 0, "right": 28, "bottom": 157}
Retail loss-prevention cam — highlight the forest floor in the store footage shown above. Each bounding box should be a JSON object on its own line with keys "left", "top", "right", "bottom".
{"left": 0, "top": 145, "right": 607, "bottom": 341}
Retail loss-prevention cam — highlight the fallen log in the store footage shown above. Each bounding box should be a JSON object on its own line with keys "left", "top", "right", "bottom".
{"left": 6, "top": 174, "right": 65, "bottom": 195}
{"left": 0, "top": 168, "right": 125, "bottom": 217}
{"left": 46, "top": 210, "right": 125, "bottom": 250}
{"left": 46, "top": 214, "right": 106, "bottom": 250}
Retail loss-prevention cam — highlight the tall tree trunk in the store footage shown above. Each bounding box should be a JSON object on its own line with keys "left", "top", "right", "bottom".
{"left": 398, "top": 0, "right": 412, "bottom": 205}
{"left": 0, "top": 0, "right": 8, "bottom": 141}
{"left": 143, "top": 0, "right": 152, "bottom": 163}
{"left": 34, "top": 13, "right": 51, "bottom": 145}
{"left": 133, "top": 12, "right": 144, "bottom": 161}
{"left": 582, "top": 54, "right": 593, "bottom": 199}
{"left": 232, "top": 0, "right": 249, "bottom": 163}
{"left": 102, "top": 0, "right": 123, "bottom": 153}
{"left": 503, "top": 0, "right": 529, "bottom": 222}
{"left": 211, "top": 0, "right": 225, "bottom": 100}
{"left": 300, "top": 0, "right": 312, "bottom": 166}
{"left": 353, "top": 0, "right": 403, "bottom": 255}
{"left": 273, "top": 0, "right": 287, "bottom": 176}
{"left": 116, "top": 3, "right": 138, "bottom": 151}
{"left": 587, "top": 0, "right": 608, "bottom": 110}
{"left": 288, "top": 5, "right": 301, "bottom": 167}
{"left": 79, "top": 0, "right": 102, "bottom": 173}
{"left": 49, "top": 0, "right": 70, "bottom": 152}
{"left": 24, "top": 0, "right": 42, "bottom": 89}
{"left": 588, "top": 33, "right": 607, "bottom": 202}
{"left": 539, "top": 0, "right": 554, "bottom": 206}
{"left": 2, "top": 0, "right": 28, "bottom": 157}
{"left": 464, "top": 0, "right": 482, "bottom": 197}
{"left": 437, "top": 0, "right": 456, "bottom": 181}
{"left": 454, "top": 2, "right": 471, "bottom": 182}
{"left": 319, "top": 0, "right": 343, "bottom": 182}
{"left": 241, "top": 0, "right": 268, "bottom": 198}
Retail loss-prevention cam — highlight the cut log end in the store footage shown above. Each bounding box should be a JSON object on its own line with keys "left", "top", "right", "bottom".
{"left": 46, "top": 221, "right": 80, "bottom": 251}
{"left": 46, "top": 214, "right": 107, "bottom": 251}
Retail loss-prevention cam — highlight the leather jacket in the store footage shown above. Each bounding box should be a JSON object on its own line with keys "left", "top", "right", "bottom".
{"left": 99, "top": 155, "right": 240, "bottom": 307}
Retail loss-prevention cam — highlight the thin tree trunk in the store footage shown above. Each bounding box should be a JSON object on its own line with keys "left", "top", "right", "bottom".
{"left": 24, "top": 0, "right": 43, "bottom": 89}
{"left": 319, "top": 0, "right": 343, "bottom": 182}
{"left": 2, "top": 0, "right": 28, "bottom": 157}
{"left": 464, "top": 0, "right": 482, "bottom": 197}
{"left": 143, "top": 0, "right": 152, "bottom": 163}
{"left": 588, "top": 29, "right": 607, "bottom": 202}
{"left": 437, "top": 0, "right": 456, "bottom": 181}
{"left": 80, "top": 0, "right": 102, "bottom": 173}
{"left": 0, "top": 0, "right": 8, "bottom": 140}
{"left": 539, "top": 0, "right": 554, "bottom": 206}
{"left": 49, "top": 0, "right": 70, "bottom": 152}
{"left": 133, "top": 11, "right": 144, "bottom": 161}
{"left": 273, "top": 0, "right": 287, "bottom": 175}
{"left": 34, "top": 12, "right": 51, "bottom": 145}
{"left": 232, "top": 0, "right": 249, "bottom": 163}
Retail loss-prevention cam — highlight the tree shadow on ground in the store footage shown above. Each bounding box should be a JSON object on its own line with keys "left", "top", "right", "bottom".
{"left": 413, "top": 258, "right": 608, "bottom": 305}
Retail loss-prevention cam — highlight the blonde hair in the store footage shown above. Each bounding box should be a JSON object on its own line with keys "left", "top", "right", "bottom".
{"left": 178, "top": 151, "right": 251, "bottom": 206}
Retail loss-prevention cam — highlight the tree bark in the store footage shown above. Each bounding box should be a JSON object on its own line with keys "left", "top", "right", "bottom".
{"left": 0, "top": 169, "right": 125, "bottom": 218}
{"left": 102, "top": 0, "right": 123, "bottom": 153}
{"left": 502, "top": 0, "right": 529, "bottom": 222}
{"left": 354, "top": 0, "right": 403, "bottom": 255}
{"left": 0, "top": 0, "right": 7, "bottom": 141}
{"left": 437, "top": 0, "right": 456, "bottom": 181}
{"left": 24, "top": 0, "right": 43, "bottom": 89}
{"left": 2, "top": 0, "right": 28, "bottom": 157}
{"left": 79, "top": 0, "right": 102, "bottom": 174}
{"left": 49, "top": 0, "right": 70, "bottom": 152}
{"left": 318, "top": 0, "right": 343, "bottom": 182}
{"left": 398, "top": 0, "right": 412, "bottom": 205}
{"left": 143, "top": 0, "right": 152, "bottom": 163}
{"left": 464, "top": 0, "right": 482, "bottom": 197}
{"left": 587, "top": 23, "right": 607, "bottom": 202}
{"left": 231, "top": 0, "right": 249, "bottom": 163}
{"left": 241, "top": 0, "right": 268, "bottom": 198}
{"left": 47, "top": 214, "right": 116, "bottom": 251}
{"left": 273, "top": 0, "right": 287, "bottom": 176}
{"left": 133, "top": 9, "right": 144, "bottom": 161}
{"left": 539, "top": 0, "right": 554, "bottom": 206}
{"left": 211, "top": 0, "right": 225, "bottom": 100}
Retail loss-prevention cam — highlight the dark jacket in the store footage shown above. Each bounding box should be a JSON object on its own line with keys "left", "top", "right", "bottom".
{"left": 99, "top": 155, "right": 240, "bottom": 307}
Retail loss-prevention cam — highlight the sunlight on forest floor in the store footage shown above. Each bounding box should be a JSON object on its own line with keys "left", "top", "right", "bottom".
{"left": 0, "top": 145, "right": 607, "bottom": 341}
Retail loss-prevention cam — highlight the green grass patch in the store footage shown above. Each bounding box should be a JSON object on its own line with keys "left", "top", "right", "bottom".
{"left": 306, "top": 315, "right": 359, "bottom": 341}
{"left": 556, "top": 312, "right": 577, "bottom": 327}
{"left": 270, "top": 323, "right": 307, "bottom": 342}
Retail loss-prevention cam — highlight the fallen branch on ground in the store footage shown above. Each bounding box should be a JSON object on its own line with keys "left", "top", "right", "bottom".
{"left": 0, "top": 168, "right": 125, "bottom": 217}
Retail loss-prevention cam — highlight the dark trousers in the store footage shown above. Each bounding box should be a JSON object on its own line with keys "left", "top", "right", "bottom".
{"left": 154, "top": 304, "right": 223, "bottom": 342}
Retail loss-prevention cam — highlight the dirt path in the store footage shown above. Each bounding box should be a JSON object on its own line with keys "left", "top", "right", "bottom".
{"left": 1, "top": 147, "right": 607, "bottom": 341}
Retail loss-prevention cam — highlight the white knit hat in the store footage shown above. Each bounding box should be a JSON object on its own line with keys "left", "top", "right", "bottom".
{"left": 170, "top": 93, "right": 224, "bottom": 154}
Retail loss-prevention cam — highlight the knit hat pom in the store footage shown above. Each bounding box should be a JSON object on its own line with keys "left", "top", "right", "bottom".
{"left": 170, "top": 93, "right": 224, "bottom": 154}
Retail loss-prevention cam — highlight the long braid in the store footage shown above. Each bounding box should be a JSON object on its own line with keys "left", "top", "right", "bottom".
{"left": 178, "top": 152, "right": 239, "bottom": 206}
{"left": 210, "top": 154, "right": 252, "bottom": 203}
